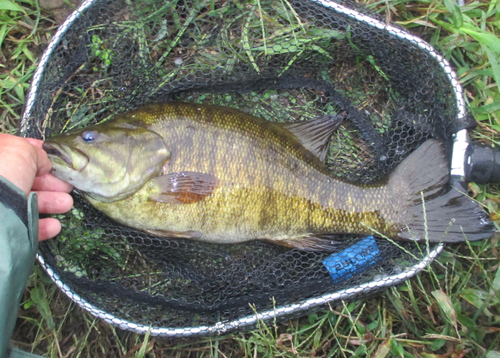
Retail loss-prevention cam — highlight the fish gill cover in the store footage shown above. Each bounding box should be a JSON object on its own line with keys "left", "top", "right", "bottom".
{"left": 22, "top": 0, "right": 481, "bottom": 335}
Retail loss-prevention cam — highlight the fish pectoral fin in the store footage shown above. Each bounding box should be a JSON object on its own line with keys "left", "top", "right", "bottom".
{"left": 278, "top": 114, "right": 345, "bottom": 162}
{"left": 268, "top": 234, "right": 341, "bottom": 251}
{"left": 146, "top": 229, "right": 203, "bottom": 239}
{"left": 149, "top": 171, "right": 220, "bottom": 204}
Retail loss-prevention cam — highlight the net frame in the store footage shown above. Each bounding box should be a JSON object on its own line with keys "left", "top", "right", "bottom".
{"left": 36, "top": 244, "right": 444, "bottom": 336}
{"left": 20, "top": 0, "right": 469, "bottom": 337}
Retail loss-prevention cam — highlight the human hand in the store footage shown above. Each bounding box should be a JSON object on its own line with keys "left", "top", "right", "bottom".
{"left": 0, "top": 133, "right": 73, "bottom": 240}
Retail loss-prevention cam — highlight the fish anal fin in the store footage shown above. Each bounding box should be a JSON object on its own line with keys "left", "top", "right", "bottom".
{"left": 150, "top": 171, "right": 220, "bottom": 204}
{"left": 278, "top": 115, "right": 345, "bottom": 162}
{"left": 146, "top": 229, "right": 203, "bottom": 239}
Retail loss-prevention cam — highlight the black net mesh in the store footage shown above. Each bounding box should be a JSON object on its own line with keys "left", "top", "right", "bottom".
{"left": 21, "top": 0, "right": 466, "bottom": 334}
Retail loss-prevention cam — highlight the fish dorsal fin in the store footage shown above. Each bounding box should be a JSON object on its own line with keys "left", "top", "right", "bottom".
{"left": 149, "top": 172, "right": 220, "bottom": 204}
{"left": 277, "top": 115, "right": 345, "bottom": 162}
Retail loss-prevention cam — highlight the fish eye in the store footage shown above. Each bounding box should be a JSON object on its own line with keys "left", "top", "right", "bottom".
{"left": 82, "top": 130, "right": 98, "bottom": 142}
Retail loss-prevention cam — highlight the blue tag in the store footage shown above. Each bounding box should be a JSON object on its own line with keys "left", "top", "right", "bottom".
{"left": 322, "top": 236, "right": 380, "bottom": 283}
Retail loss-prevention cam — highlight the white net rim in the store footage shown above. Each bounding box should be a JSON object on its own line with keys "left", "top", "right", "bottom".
{"left": 22, "top": 0, "right": 463, "bottom": 336}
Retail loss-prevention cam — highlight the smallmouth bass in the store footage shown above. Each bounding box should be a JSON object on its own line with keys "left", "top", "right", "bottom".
{"left": 43, "top": 102, "right": 494, "bottom": 249}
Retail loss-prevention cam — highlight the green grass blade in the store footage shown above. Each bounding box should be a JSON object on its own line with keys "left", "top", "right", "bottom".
{"left": 459, "top": 24, "right": 500, "bottom": 54}
{"left": 0, "top": 0, "right": 25, "bottom": 12}
{"left": 484, "top": 46, "right": 500, "bottom": 93}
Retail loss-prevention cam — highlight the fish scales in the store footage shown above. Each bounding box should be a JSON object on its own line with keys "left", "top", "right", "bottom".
{"left": 102, "top": 103, "right": 396, "bottom": 241}
{"left": 44, "top": 102, "right": 494, "bottom": 248}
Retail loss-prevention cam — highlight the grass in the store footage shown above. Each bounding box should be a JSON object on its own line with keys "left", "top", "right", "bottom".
{"left": 2, "top": 0, "right": 500, "bottom": 356}
{"left": 0, "top": 0, "right": 54, "bottom": 133}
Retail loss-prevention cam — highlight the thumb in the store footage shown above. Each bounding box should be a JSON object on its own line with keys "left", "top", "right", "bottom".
{"left": 26, "top": 138, "right": 53, "bottom": 177}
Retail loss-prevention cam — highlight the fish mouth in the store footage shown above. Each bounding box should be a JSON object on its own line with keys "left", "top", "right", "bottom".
{"left": 43, "top": 142, "right": 89, "bottom": 171}
{"left": 43, "top": 142, "right": 72, "bottom": 166}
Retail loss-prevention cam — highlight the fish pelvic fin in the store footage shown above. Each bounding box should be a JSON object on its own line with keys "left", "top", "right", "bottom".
{"left": 145, "top": 229, "right": 203, "bottom": 239}
{"left": 267, "top": 234, "right": 341, "bottom": 251}
{"left": 389, "top": 139, "right": 495, "bottom": 243}
{"left": 278, "top": 114, "right": 345, "bottom": 162}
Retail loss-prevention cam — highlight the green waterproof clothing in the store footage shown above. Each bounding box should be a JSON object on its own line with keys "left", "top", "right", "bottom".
{"left": 0, "top": 175, "right": 43, "bottom": 358}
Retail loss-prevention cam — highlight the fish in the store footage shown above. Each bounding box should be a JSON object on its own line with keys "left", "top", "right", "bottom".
{"left": 43, "top": 102, "right": 494, "bottom": 250}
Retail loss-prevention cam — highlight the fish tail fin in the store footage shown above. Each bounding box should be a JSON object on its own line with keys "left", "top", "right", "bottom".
{"left": 390, "top": 139, "right": 494, "bottom": 243}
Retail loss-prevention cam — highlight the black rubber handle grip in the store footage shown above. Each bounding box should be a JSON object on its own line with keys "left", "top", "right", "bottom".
{"left": 464, "top": 143, "right": 500, "bottom": 184}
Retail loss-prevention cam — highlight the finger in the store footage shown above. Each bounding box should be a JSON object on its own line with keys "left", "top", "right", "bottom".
{"left": 36, "top": 191, "right": 74, "bottom": 214}
{"left": 25, "top": 138, "right": 44, "bottom": 148}
{"left": 32, "top": 145, "right": 52, "bottom": 178}
{"left": 38, "top": 218, "right": 62, "bottom": 241}
{"left": 0, "top": 134, "right": 39, "bottom": 194}
{"left": 32, "top": 173, "right": 73, "bottom": 193}
{"left": 14, "top": 137, "right": 53, "bottom": 177}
